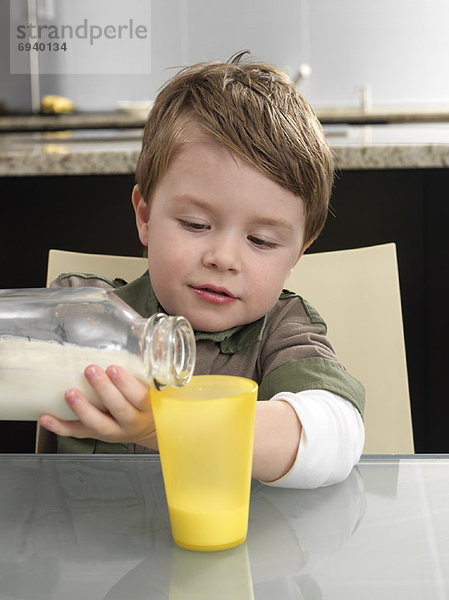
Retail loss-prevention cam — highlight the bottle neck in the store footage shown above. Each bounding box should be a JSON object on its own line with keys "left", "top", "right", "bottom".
{"left": 143, "top": 313, "right": 196, "bottom": 389}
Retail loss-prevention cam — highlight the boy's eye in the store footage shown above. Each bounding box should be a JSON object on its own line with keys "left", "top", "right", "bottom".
{"left": 248, "top": 235, "right": 277, "bottom": 249}
{"left": 179, "top": 219, "right": 209, "bottom": 231}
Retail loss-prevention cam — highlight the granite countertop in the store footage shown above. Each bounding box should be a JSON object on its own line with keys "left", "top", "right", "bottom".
{"left": 0, "top": 128, "right": 142, "bottom": 176}
{"left": 1, "top": 123, "right": 449, "bottom": 177}
{"left": 325, "top": 123, "right": 449, "bottom": 170}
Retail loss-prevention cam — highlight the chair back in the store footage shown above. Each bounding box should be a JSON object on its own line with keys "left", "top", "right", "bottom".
{"left": 44, "top": 245, "right": 414, "bottom": 454}
{"left": 46, "top": 249, "right": 147, "bottom": 287}
{"left": 285, "top": 243, "right": 414, "bottom": 454}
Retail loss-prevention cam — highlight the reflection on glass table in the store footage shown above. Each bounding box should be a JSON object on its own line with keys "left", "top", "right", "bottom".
{"left": 0, "top": 455, "right": 447, "bottom": 599}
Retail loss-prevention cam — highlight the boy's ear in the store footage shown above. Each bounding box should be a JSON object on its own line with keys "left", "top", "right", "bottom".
{"left": 132, "top": 185, "right": 150, "bottom": 246}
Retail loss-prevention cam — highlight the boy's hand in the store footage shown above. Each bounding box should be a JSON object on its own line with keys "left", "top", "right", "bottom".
{"left": 39, "top": 365, "right": 158, "bottom": 450}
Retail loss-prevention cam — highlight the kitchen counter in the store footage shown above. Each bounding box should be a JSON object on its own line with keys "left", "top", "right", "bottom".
{"left": 315, "top": 104, "right": 449, "bottom": 124}
{"left": 0, "top": 128, "right": 142, "bottom": 176}
{"left": 2, "top": 104, "right": 449, "bottom": 131}
{"left": 325, "top": 122, "right": 449, "bottom": 169}
{"left": 1, "top": 123, "right": 449, "bottom": 176}
{"left": 0, "top": 111, "right": 146, "bottom": 132}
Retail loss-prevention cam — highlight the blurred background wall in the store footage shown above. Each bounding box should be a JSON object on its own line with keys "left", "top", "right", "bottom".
{"left": 2, "top": 0, "right": 449, "bottom": 113}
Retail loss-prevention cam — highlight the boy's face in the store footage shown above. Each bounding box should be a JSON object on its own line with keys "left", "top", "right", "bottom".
{"left": 133, "top": 128, "right": 307, "bottom": 332}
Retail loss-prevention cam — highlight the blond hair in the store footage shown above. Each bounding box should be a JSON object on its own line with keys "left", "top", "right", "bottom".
{"left": 136, "top": 52, "right": 334, "bottom": 244}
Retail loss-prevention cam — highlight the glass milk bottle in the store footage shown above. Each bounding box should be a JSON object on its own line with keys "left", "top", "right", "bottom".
{"left": 0, "top": 287, "right": 196, "bottom": 420}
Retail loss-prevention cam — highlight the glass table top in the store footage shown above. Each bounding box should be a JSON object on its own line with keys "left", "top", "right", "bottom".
{"left": 0, "top": 454, "right": 447, "bottom": 599}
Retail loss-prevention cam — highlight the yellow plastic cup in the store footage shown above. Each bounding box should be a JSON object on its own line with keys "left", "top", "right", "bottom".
{"left": 151, "top": 375, "right": 258, "bottom": 552}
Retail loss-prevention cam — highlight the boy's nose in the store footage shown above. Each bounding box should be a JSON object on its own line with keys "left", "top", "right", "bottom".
{"left": 202, "top": 238, "right": 241, "bottom": 272}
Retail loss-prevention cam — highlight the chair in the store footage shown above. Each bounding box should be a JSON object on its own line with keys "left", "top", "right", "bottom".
{"left": 43, "top": 245, "right": 414, "bottom": 455}
{"left": 46, "top": 249, "right": 148, "bottom": 287}
{"left": 285, "top": 243, "right": 414, "bottom": 454}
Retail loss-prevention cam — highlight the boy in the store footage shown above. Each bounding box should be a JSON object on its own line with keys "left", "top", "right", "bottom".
{"left": 39, "top": 53, "right": 365, "bottom": 488}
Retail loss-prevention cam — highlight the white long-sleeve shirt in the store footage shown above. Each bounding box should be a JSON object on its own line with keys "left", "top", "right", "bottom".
{"left": 262, "top": 390, "right": 364, "bottom": 489}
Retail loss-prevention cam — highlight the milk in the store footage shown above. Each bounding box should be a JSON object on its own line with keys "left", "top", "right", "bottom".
{"left": 0, "top": 336, "right": 150, "bottom": 420}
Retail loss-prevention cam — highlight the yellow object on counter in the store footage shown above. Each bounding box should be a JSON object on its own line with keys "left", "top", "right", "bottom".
{"left": 151, "top": 375, "right": 257, "bottom": 552}
{"left": 40, "top": 95, "right": 75, "bottom": 114}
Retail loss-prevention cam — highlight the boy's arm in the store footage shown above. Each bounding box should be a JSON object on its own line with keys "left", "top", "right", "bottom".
{"left": 251, "top": 295, "right": 365, "bottom": 487}
{"left": 253, "top": 390, "right": 364, "bottom": 488}
{"left": 252, "top": 400, "right": 302, "bottom": 482}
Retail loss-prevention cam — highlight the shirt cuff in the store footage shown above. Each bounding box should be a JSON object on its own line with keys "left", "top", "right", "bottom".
{"left": 259, "top": 390, "right": 365, "bottom": 489}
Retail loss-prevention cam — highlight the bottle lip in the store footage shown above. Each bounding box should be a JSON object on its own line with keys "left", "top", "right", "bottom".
{"left": 143, "top": 313, "right": 196, "bottom": 389}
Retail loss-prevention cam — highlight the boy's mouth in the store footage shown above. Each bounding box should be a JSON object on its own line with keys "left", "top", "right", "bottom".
{"left": 190, "top": 284, "right": 237, "bottom": 305}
